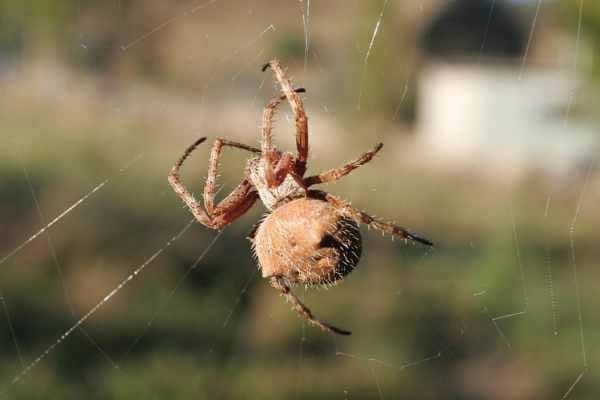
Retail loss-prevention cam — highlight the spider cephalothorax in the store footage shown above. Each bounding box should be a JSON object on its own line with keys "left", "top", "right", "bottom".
{"left": 168, "top": 59, "right": 432, "bottom": 335}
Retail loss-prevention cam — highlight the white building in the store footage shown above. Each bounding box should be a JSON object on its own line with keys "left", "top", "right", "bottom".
{"left": 417, "top": 0, "right": 597, "bottom": 175}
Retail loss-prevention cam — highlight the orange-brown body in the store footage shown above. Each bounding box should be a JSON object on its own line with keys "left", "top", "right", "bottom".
{"left": 253, "top": 198, "right": 362, "bottom": 286}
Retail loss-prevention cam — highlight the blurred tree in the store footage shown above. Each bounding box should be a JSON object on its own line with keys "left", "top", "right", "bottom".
{"left": 420, "top": 0, "right": 526, "bottom": 60}
{"left": 0, "top": 0, "right": 78, "bottom": 53}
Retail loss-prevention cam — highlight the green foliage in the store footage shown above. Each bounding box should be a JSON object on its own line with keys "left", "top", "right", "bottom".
{"left": 0, "top": 0, "right": 78, "bottom": 46}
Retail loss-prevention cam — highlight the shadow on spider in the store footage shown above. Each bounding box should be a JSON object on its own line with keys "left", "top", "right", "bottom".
{"left": 168, "top": 59, "right": 433, "bottom": 336}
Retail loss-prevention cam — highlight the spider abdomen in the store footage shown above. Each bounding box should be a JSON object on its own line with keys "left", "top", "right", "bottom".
{"left": 253, "top": 198, "right": 362, "bottom": 286}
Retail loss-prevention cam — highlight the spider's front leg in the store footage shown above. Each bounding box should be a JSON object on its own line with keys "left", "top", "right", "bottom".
{"left": 308, "top": 190, "right": 433, "bottom": 246}
{"left": 260, "top": 88, "right": 307, "bottom": 189}
{"left": 168, "top": 137, "right": 260, "bottom": 230}
{"left": 263, "top": 60, "right": 309, "bottom": 176}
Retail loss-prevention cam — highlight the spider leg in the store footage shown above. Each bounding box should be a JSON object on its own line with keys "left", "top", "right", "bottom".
{"left": 265, "top": 152, "right": 295, "bottom": 188}
{"left": 209, "top": 179, "right": 259, "bottom": 229}
{"left": 304, "top": 143, "right": 384, "bottom": 187}
{"left": 308, "top": 190, "right": 434, "bottom": 246}
{"left": 261, "top": 89, "right": 305, "bottom": 154}
{"left": 270, "top": 276, "right": 351, "bottom": 336}
{"left": 204, "top": 138, "right": 260, "bottom": 215}
{"left": 261, "top": 89, "right": 306, "bottom": 188}
{"left": 263, "top": 59, "right": 309, "bottom": 176}
{"left": 168, "top": 137, "right": 259, "bottom": 230}
{"left": 168, "top": 138, "right": 212, "bottom": 226}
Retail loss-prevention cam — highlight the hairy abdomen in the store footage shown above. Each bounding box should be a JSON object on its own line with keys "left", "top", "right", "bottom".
{"left": 253, "top": 198, "right": 362, "bottom": 286}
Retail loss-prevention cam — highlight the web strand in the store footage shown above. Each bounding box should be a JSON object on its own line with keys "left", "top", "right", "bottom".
{"left": 198, "top": 24, "right": 276, "bottom": 97}
{"left": 357, "top": 0, "right": 390, "bottom": 110}
{"left": 477, "top": 0, "right": 497, "bottom": 64}
{"left": 369, "top": 362, "right": 384, "bottom": 400}
{"left": 335, "top": 347, "right": 443, "bottom": 398}
{"left": 489, "top": 310, "right": 513, "bottom": 349}
{"left": 20, "top": 160, "right": 119, "bottom": 369}
{"left": 300, "top": 0, "right": 311, "bottom": 72}
{"left": 569, "top": 163, "right": 592, "bottom": 370}
{"left": 511, "top": 210, "right": 529, "bottom": 310}
{"left": 125, "top": 231, "right": 224, "bottom": 355}
{"left": 519, "top": 0, "right": 543, "bottom": 79}
{"left": 0, "top": 154, "right": 142, "bottom": 267}
{"left": 335, "top": 350, "right": 442, "bottom": 372}
{"left": 564, "top": 0, "right": 584, "bottom": 125}
{"left": 561, "top": 370, "right": 587, "bottom": 400}
{"left": 561, "top": 2, "right": 589, "bottom": 398}
{"left": 492, "top": 311, "right": 526, "bottom": 322}
{"left": 120, "top": 0, "right": 219, "bottom": 51}
{"left": 487, "top": 210, "right": 529, "bottom": 342}
{"left": 543, "top": 197, "right": 559, "bottom": 335}
{"left": 0, "top": 219, "right": 194, "bottom": 393}
{"left": 222, "top": 269, "right": 257, "bottom": 328}
{"left": 294, "top": 320, "right": 307, "bottom": 399}
{"left": 0, "top": 291, "right": 24, "bottom": 370}
{"left": 392, "top": 81, "right": 409, "bottom": 121}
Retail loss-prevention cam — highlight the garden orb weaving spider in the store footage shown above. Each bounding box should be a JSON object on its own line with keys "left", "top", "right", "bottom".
{"left": 168, "top": 59, "right": 433, "bottom": 336}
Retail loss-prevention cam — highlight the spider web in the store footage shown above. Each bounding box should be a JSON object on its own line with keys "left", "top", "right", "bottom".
{"left": 0, "top": 0, "right": 596, "bottom": 398}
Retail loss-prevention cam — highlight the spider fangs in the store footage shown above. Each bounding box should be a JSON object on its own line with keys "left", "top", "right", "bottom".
{"left": 168, "top": 59, "right": 433, "bottom": 336}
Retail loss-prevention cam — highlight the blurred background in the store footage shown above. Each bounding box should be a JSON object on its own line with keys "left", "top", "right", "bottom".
{"left": 1, "top": 0, "right": 599, "bottom": 398}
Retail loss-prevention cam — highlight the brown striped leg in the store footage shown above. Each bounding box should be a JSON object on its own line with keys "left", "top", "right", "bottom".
{"left": 308, "top": 190, "right": 434, "bottom": 246}
{"left": 263, "top": 59, "right": 309, "bottom": 175}
{"left": 261, "top": 88, "right": 306, "bottom": 188}
{"left": 270, "top": 276, "right": 351, "bottom": 336}
{"left": 304, "top": 143, "right": 383, "bottom": 186}
{"left": 168, "top": 137, "right": 259, "bottom": 230}
{"left": 203, "top": 138, "right": 260, "bottom": 215}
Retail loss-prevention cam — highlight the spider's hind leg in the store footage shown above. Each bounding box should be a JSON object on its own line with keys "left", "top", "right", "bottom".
{"left": 308, "top": 190, "right": 433, "bottom": 246}
{"left": 270, "top": 276, "right": 351, "bottom": 336}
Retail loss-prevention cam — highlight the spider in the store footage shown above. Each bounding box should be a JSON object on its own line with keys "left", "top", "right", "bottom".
{"left": 168, "top": 59, "right": 432, "bottom": 336}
